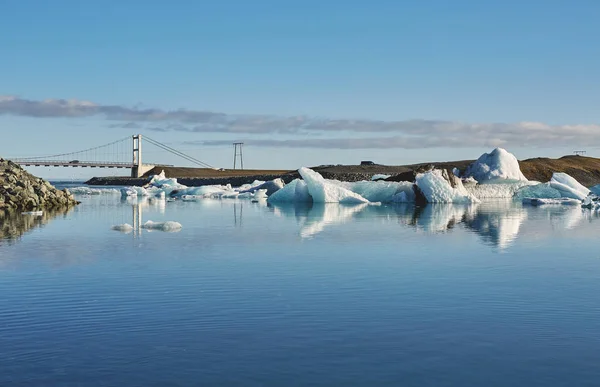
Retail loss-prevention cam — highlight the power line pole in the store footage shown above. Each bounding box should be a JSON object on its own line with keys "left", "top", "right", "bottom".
{"left": 233, "top": 142, "right": 244, "bottom": 170}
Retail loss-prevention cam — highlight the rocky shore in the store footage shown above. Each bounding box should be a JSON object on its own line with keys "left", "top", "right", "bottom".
{"left": 0, "top": 159, "right": 79, "bottom": 211}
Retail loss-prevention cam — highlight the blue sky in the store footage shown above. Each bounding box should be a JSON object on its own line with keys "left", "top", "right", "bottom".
{"left": 1, "top": 0, "right": 599, "bottom": 179}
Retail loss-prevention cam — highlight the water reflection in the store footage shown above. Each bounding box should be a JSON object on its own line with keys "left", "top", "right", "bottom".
{"left": 0, "top": 207, "right": 73, "bottom": 244}
{"left": 463, "top": 202, "right": 527, "bottom": 249}
{"left": 269, "top": 201, "right": 599, "bottom": 250}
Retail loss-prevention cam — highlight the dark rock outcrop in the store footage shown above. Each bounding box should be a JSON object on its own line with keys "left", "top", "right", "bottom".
{"left": 0, "top": 158, "right": 79, "bottom": 211}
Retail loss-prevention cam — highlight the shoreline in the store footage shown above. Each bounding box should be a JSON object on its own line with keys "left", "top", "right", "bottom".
{"left": 84, "top": 155, "right": 600, "bottom": 187}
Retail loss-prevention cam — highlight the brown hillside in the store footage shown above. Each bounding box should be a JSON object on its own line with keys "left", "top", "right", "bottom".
{"left": 519, "top": 155, "right": 600, "bottom": 187}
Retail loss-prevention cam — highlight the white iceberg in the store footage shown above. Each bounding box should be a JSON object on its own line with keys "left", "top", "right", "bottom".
{"left": 464, "top": 148, "right": 528, "bottom": 182}
{"left": 148, "top": 170, "right": 185, "bottom": 190}
{"left": 298, "top": 167, "right": 368, "bottom": 204}
{"left": 268, "top": 179, "right": 312, "bottom": 203}
{"left": 549, "top": 173, "right": 590, "bottom": 200}
{"left": 415, "top": 170, "right": 479, "bottom": 203}
{"left": 141, "top": 220, "right": 183, "bottom": 232}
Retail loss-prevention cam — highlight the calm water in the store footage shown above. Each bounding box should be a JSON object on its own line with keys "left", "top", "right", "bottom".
{"left": 1, "top": 189, "right": 600, "bottom": 386}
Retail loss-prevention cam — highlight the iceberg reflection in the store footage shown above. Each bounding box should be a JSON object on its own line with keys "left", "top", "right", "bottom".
{"left": 269, "top": 200, "right": 599, "bottom": 250}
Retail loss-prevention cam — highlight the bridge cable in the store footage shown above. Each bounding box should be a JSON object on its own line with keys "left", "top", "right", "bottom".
{"left": 143, "top": 136, "right": 216, "bottom": 169}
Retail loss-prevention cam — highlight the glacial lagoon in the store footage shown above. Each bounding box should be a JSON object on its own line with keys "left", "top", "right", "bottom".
{"left": 1, "top": 192, "right": 600, "bottom": 386}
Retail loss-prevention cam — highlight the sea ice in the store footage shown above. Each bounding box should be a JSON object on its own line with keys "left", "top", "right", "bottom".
{"left": 415, "top": 170, "right": 479, "bottom": 203}
{"left": 464, "top": 148, "right": 528, "bottom": 182}
{"left": 549, "top": 173, "right": 590, "bottom": 200}
{"left": 298, "top": 167, "right": 369, "bottom": 204}
{"left": 141, "top": 220, "right": 183, "bottom": 232}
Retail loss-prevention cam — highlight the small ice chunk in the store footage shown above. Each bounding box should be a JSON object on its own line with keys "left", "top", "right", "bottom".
{"left": 522, "top": 198, "right": 581, "bottom": 206}
{"left": 464, "top": 148, "right": 528, "bottom": 182}
{"left": 298, "top": 167, "right": 368, "bottom": 203}
{"left": 111, "top": 223, "right": 134, "bottom": 233}
{"left": 70, "top": 187, "right": 120, "bottom": 195}
{"left": 141, "top": 220, "right": 182, "bottom": 232}
{"left": 253, "top": 189, "right": 268, "bottom": 199}
{"left": 371, "top": 174, "right": 391, "bottom": 181}
{"left": 549, "top": 173, "right": 590, "bottom": 200}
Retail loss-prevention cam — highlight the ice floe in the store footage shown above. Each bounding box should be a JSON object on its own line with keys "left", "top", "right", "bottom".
{"left": 111, "top": 223, "right": 134, "bottom": 233}
{"left": 522, "top": 198, "right": 582, "bottom": 206}
{"left": 141, "top": 220, "right": 183, "bottom": 232}
{"left": 70, "top": 187, "right": 121, "bottom": 195}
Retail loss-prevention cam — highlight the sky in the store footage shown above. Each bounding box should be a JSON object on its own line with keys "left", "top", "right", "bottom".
{"left": 1, "top": 0, "right": 599, "bottom": 179}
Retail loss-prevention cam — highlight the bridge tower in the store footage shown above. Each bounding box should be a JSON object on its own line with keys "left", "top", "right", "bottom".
{"left": 131, "top": 134, "right": 155, "bottom": 178}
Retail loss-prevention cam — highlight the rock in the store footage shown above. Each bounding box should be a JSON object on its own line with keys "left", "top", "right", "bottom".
{"left": 0, "top": 158, "right": 79, "bottom": 211}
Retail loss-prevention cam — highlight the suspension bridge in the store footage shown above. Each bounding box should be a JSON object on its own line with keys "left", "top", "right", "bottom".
{"left": 12, "top": 135, "right": 217, "bottom": 177}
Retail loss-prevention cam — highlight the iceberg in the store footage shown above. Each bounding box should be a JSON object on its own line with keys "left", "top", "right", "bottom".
{"left": 514, "top": 183, "right": 561, "bottom": 200}
{"left": 464, "top": 148, "right": 528, "bottom": 182}
{"left": 298, "top": 167, "right": 368, "bottom": 204}
{"left": 267, "top": 179, "right": 312, "bottom": 203}
{"left": 141, "top": 220, "right": 182, "bottom": 232}
{"left": 415, "top": 170, "right": 479, "bottom": 203}
{"left": 148, "top": 170, "right": 185, "bottom": 190}
{"left": 549, "top": 173, "right": 590, "bottom": 200}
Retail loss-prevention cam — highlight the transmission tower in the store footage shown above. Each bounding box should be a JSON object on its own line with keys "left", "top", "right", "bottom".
{"left": 233, "top": 142, "right": 244, "bottom": 169}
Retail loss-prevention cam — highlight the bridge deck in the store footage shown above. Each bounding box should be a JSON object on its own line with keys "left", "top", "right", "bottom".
{"left": 15, "top": 161, "right": 160, "bottom": 168}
